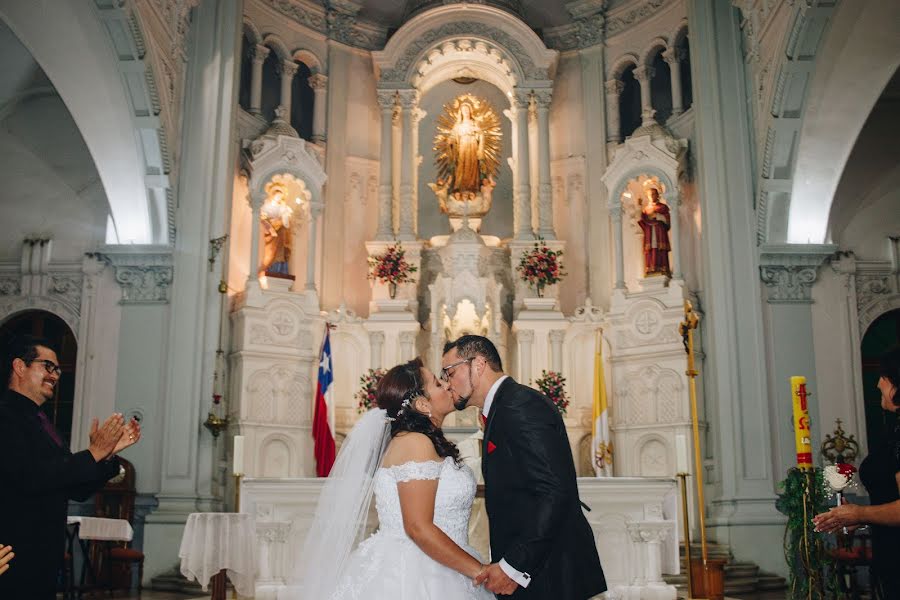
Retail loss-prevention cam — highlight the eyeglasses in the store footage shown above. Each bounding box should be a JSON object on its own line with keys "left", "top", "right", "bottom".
{"left": 440, "top": 358, "right": 473, "bottom": 382}
{"left": 29, "top": 359, "right": 62, "bottom": 377}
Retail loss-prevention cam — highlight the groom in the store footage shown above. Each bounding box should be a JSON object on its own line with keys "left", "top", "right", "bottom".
{"left": 442, "top": 335, "right": 606, "bottom": 598}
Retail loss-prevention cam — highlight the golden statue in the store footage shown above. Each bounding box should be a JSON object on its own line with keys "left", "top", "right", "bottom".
{"left": 259, "top": 181, "right": 294, "bottom": 277}
{"left": 431, "top": 94, "right": 501, "bottom": 220}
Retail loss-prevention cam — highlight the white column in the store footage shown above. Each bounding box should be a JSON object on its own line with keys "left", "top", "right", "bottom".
{"left": 369, "top": 330, "right": 384, "bottom": 368}
{"left": 533, "top": 89, "right": 555, "bottom": 239}
{"left": 248, "top": 193, "right": 263, "bottom": 280}
{"left": 308, "top": 73, "right": 328, "bottom": 143}
{"left": 549, "top": 329, "right": 565, "bottom": 372}
{"left": 610, "top": 203, "right": 625, "bottom": 289}
{"left": 663, "top": 49, "right": 684, "bottom": 117}
{"left": 375, "top": 91, "right": 395, "bottom": 240}
{"left": 634, "top": 65, "right": 657, "bottom": 126}
{"left": 249, "top": 44, "right": 269, "bottom": 116}
{"left": 668, "top": 193, "right": 682, "bottom": 279}
{"left": 605, "top": 79, "right": 624, "bottom": 143}
{"left": 399, "top": 331, "right": 417, "bottom": 361}
{"left": 513, "top": 89, "right": 533, "bottom": 240}
{"left": 306, "top": 202, "right": 322, "bottom": 291}
{"left": 278, "top": 59, "right": 299, "bottom": 117}
{"left": 516, "top": 329, "right": 534, "bottom": 382}
{"left": 396, "top": 89, "right": 417, "bottom": 240}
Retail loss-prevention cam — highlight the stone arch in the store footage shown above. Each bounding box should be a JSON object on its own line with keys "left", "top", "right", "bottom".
{"left": 293, "top": 48, "right": 324, "bottom": 75}
{"left": 669, "top": 19, "right": 689, "bottom": 50}
{"left": 859, "top": 293, "right": 900, "bottom": 336}
{"left": 607, "top": 166, "right": 679, "bottom": 210}
{"left": 0, "top": 1, "right": 168, "bottom": 244}
{"left": 609, "top": 53, "right": 640, "bottom": 80}
{"left": 262, "top": 33, "right": 291, "bottom": 61}
{"left": 0, "top": 299, "right": 80, "bottom": 338}
{"left": 242, "top": 17, "right": 262, "bottom": 45}
{"left": 258, "top": 433, "right": 297, "bottom": 477}
{"left": 247, "top": 138, "right": 328, "bottom": 208}
{"left": 640, "top": 37, "right": 668, "bottom": 67}
{"left": 372, "top": 4, "right": 557, "bottom": 92}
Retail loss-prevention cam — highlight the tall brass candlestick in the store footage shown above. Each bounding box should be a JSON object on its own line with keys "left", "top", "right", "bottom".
{"left": 677, "top": 472, "right": 694, "bottom": 599}
{"left": 679, "top": 301, "right": 709, "bottom": 569}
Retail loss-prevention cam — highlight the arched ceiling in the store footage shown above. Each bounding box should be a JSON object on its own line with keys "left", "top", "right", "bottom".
{"left": 354, "top": 0, "right": 573, "bottom": 32}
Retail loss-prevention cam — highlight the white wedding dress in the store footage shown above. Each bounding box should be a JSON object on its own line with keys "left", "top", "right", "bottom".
{"left": 329, "top": 456, "right": 494, "bottom": 600}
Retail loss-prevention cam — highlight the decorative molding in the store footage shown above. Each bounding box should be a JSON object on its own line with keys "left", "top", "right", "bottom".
{"left": 97, "top": 247, "right": 174, "bottom": 304}
{"left": 758, "top": 243, "right": 836, "bottom": 303}
{"left": 261, "top": 0, "right": 388, "bottom": 51}
{"left": 606, "top": 0, "right": 667, "bottom": 36}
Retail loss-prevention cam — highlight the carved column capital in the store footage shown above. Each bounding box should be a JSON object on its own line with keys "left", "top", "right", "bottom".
{"left": 634, "top": 66, "right": 656, "bottom": 83}
{"left": 99, "top": 249, "right": 174, "bottom": 304}
{"left": 277, "top": 59, "right": 299, "bottom": 79}
{"left": 759, "top": 266, "right": 819, "bottom": 303}
{"left": 662, "top": 47, "right": 683, "bottom": 65}
{"left": 396, "top": 89, "right": 419, "bottom": 110}
{"left": 251, "top": 44, "right": 271, "bottom": 65}
{"left": 512, "top": 89, "right": 532, "bottom": 110}
{"left": 549, "top": 329, "right": 567, "bottom": 344}
{"left": 517, "top": 329, "right": 535, "bottom": 344}
{"left": 376, "top": 90, "right": 397, "bottom": 111}
{"left": 308, "top": 73, "right": 328, "bottom": 90}
{"left": 532, "top": 89, "right": 553, "bottom": 110}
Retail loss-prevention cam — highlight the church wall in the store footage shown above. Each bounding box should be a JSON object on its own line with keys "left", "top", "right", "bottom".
{"left": 549, "top": 53, "right": 589, "bottom": 315}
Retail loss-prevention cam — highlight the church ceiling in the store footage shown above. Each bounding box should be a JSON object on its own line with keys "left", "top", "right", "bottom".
{"left": 353, "top": 0, "right": 573, "bottom": 31}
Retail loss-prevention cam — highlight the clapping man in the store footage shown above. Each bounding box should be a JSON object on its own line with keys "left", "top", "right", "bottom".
{"left": 0, "top": 335, "right": 142, "bottom": 599}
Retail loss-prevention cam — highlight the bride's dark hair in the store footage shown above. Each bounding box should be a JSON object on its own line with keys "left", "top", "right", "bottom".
{"left": 376, "top": 357, "right": 461, "bottom": 465}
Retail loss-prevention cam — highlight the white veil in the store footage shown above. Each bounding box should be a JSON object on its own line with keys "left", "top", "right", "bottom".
{"left": 279, "top": 408, "right": 391, "bottom": 599}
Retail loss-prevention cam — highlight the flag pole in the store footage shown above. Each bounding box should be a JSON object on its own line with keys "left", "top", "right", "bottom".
{"left": 679, "top": 300, "right": 709, "bottom": 596}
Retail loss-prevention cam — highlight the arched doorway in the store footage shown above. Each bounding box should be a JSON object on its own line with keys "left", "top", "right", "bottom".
{"left": 0, "top": 310, "right": 77, "bottom": 446}
{"left": 861, "top": 309, "right": 900, "bottom": 452}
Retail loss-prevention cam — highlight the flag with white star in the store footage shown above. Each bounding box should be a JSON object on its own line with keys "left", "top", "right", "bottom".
{"left": 313, "top": 325, "right": 336, "bottom": 476}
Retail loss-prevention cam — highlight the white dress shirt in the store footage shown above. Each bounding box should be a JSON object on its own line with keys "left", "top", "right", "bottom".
{"left": 481, "top": 375, "right": 531, "bottom": 588}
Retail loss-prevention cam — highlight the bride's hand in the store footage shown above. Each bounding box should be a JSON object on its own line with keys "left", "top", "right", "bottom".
{"left": 471, "top": 563, "right": 489, "bottom": 584}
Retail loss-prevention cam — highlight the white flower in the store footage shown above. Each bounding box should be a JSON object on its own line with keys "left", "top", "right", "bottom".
{"left": 824, "top": 464, "right": 851, "bottom": 491}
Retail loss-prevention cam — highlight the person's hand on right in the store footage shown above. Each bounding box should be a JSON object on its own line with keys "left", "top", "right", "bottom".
{"left": 88, "top": 413, "right": 125, "bottom": 462}
{"left": 0, "top": 544, "right": 14, "bottom": 576}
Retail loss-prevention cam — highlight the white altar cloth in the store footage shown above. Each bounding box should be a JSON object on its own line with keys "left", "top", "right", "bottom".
{"left": 179, "top": 512, "right": 257, "bottom": 597}
{"left": 66, "top": 516, "right": 133, "bottom": 541}
{"left": 241, "top": 476, "right": 679, "bottom": 600}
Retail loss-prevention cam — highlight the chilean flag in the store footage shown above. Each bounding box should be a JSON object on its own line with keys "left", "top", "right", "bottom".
{"left": 313, "top": 325, "right": 336, "bottom": 477}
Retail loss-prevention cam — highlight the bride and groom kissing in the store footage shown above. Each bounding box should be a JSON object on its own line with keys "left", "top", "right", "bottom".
{"left": 297, "top": 335, "right": 606, "bottom": 599}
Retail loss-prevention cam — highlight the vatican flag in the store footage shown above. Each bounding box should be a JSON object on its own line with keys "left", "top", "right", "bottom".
{"left": 592, "top": 331, "right": 613, "bottom": 477}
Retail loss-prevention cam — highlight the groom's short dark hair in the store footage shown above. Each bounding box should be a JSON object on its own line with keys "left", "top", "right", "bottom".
{"left": 443, "top": 335, "right": 503, "bottom": 373}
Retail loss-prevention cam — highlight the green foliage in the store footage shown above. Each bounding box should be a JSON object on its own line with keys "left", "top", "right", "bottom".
{"left": 775, "top": 468, "right": 839, "bottom": 599}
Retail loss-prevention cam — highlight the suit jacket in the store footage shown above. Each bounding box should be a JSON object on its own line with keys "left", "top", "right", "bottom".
{"left": 482, "top": 377, "right": 606, "bottom": 599}
{"left": 0, "top": 390, "right": 119, "bottom": 600}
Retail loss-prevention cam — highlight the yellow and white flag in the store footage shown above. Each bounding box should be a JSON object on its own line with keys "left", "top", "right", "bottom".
{"left": 592, "top": 331, "right": 613, "bottom": 477}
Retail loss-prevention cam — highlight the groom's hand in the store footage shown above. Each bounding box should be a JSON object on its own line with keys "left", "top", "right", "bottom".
{"left": 475, "top": 563, "right": 519, "bottom": 595}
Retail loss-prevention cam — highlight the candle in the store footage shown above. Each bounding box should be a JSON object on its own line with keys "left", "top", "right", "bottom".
{"left": 675, "top": 433, "right": 689, "bottom": 474}
{"left": 233, "top": 435, "right": 245, "bottom": 476}
{"left": 790, "top": 376, "right": 812, "bottom": 471}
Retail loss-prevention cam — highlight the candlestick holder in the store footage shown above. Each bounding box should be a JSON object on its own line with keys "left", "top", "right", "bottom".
{"left": 203, "top": 412, "right": 229, "bottom": 438}
{"left": 234, "top": 473, "right": 243, "bottom": 513}
{"left": 676, "top": 472, "right": 695, "bottom": 599}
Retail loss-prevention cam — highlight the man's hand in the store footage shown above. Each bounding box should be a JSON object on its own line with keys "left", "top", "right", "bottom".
{"left": 0, "top": 544, "right": 14, "bottom": 576}
{"left": 88, "top": 413, "right": 125, "bottom": 462}
{"left": 474, "top": 563, "right": 519, "bottom": 595}
{"left": 112, "top": 418, "right": 142, "bottom": 454}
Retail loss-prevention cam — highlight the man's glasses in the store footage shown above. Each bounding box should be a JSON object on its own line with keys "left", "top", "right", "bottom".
{"left": 29, "top": 359, "right": 62, "bottom": 377}
{"left": 440, "top": 358, "right": 473, "bottom": 382}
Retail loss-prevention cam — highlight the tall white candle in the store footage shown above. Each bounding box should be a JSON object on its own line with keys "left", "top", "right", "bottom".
{"left": 233, "top": 435, "right": 245, "bottom": 476}
{"left": 675, "top": 433, "right": 689, "bottom": 474}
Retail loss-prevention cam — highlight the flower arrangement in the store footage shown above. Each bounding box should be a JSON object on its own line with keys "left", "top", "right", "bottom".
{"left": 356, "top": 368, "right": 387, "bottom": 414}
{"left": 516, "top": 237, "right": 566, "bottom": 297}
{"left": 534, "top": 370, "right": 569, "bottom": 415}
{"left": 368, "top": 243, "right": 418, "bottom": 298}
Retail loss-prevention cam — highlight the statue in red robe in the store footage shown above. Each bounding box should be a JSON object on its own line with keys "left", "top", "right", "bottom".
{"left": 638, "top": 187, "right": 671, "bottom": 276}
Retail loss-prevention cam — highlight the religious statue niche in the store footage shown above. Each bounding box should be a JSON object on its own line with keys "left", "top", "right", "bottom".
{"left": 637, "top": 182, "right": 671, "bottom": 277}
{"left": 259, "top": 178, "right": 308, "bottom": 279}
{"left": 429, "top": 94, "right": 502, "bottom": 222}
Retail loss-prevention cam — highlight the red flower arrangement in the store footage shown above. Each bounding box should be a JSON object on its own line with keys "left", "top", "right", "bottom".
{"left": 368, "top": 243, "right": 418, "bottom": 286}
{"left": 534, "top": 370, "right": 569, "bottom": 415}
{"left": 516, "top": 237, "right": 566, "bottom": 297}
{"left": 356, "top": 368, "right": 387, "bottom": 413}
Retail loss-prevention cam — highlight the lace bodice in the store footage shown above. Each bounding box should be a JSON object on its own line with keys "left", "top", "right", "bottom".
{"left": 373, "top": 456, "right": 476, "bottom": 546}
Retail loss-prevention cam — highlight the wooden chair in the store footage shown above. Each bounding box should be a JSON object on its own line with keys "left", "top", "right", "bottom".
{"left": 92, "top": 457, "right": 144, "bottom": 592}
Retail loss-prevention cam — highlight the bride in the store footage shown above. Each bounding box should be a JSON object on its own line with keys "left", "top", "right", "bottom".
{"left": 286, "top": 357, "right": 494, "bottom": 599}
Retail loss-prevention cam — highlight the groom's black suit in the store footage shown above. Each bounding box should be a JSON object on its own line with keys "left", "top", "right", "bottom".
{"left": 482, "top": 377, "right": 606, "bottom": 599}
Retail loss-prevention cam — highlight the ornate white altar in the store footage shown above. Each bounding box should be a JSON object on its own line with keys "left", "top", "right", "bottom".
{"left": 241, "top": 476, "right": 678, "bottom": 600}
